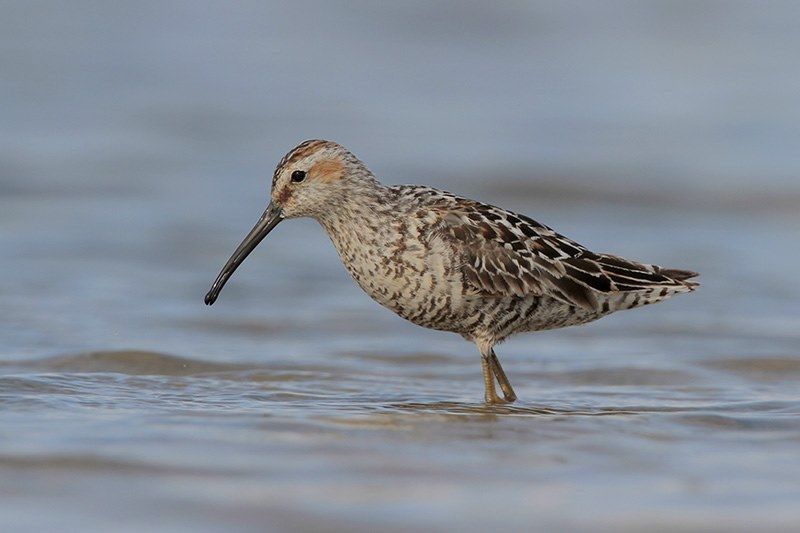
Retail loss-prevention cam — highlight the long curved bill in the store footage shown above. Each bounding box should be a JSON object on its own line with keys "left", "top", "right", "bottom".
{"left": 204, "top": 202, "right": 283, "bottom": 305}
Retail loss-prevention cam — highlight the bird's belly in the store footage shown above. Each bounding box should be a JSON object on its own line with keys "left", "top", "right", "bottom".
{"left": 354, "top": 266, "right": 471, "bottom": 331}
{"left": 472, "top": 295, "right": 605, "bottom": 340}
{"left": 339, "top": 244, "right": 474, "bottom": 332}
{"left": 343, "top": 256, "right": 606, "bottom": 337}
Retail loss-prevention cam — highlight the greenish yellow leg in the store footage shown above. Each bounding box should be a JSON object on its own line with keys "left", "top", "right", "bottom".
{"left": 481, "top": 355, "right": 504, "bottom": 404}
{"left": 489, "top": 349, "right": 517, "bottom": 403}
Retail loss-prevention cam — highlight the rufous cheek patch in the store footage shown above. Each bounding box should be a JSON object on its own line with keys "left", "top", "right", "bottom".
{"left": 310, "top": 159, "right": 344, "bottom": 183}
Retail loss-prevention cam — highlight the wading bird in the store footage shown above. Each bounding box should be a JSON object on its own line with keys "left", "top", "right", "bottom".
{"left": 205, "top": 140, "right": 698, "bottom": 404}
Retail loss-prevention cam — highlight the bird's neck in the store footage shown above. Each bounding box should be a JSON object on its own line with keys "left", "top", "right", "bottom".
{"left": 317, "top": 180, "right": 392, "bottom": 229}
{"left": 315, "top": 180, "right": 400, "bottom": 252}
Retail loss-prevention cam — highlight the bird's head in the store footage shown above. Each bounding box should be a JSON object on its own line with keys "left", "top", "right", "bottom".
{"left": 269, "top": 139, "right": 371, "bottom": 219}
{"left": 204, "top": 139, "right": 372, "bottom": 305}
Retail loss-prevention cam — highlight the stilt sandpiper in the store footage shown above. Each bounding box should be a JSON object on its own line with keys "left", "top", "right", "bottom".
{"left": 205, "top": 140, "right": 698, "bottom": 404}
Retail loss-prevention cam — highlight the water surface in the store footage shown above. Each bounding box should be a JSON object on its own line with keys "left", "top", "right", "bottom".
{"left": 2, "top": 2, "right": 800, "bottom": 531}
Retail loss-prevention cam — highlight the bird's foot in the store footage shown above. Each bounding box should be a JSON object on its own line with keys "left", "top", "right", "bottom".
{"left": 500, "top": 389, "right": 517, "bottom": 403}
{"left": 484, "top": 392, "right": 516, "bottom": 405}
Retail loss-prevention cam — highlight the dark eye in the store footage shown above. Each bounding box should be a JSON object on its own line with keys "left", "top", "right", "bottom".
{"left": 291, "top": 170, "right": 306, "bottom": 183}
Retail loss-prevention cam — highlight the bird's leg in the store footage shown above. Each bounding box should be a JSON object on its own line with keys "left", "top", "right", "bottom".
{"left": 480, "top": 354, "right": 505, "bottom": 404}
{"left": 488, "top": 349, "right": 517, "bottom": 403}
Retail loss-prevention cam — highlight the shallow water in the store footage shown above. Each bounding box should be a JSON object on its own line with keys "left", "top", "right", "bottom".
{"left": 2, "top": 2, "right": 800, "bottom": 532}
{"left": 2, "top": 200, "right": 799, "bottom": 532}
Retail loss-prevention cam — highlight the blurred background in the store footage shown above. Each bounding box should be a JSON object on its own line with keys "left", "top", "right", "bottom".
{"left": 1, "top": 2, "right": 799, "bottom": 532}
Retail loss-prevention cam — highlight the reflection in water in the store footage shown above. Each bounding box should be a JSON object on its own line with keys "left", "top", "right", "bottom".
{"left": 385, "top": 401, "right": 638, "bottom": 417}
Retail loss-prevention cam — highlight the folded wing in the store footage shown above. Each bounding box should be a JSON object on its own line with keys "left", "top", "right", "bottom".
{"left": 432, "top": 195, "right": 698, "bottom": 312}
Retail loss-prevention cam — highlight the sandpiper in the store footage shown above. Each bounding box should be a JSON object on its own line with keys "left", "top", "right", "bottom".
{"left": 205, "top": 140, "right": 698, "bottom": 404}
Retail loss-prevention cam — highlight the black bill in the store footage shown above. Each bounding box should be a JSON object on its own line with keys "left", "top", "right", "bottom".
{"left": 204, "top": 202, "right": 283, "bottom": 305}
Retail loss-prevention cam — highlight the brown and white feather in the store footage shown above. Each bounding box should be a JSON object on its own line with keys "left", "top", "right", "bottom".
{"left": 266, "top": 141, "right": 698, "bottom": 349}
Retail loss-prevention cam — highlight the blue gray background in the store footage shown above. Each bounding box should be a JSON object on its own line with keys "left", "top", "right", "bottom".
{"left": 2, "top": 2, "right": 799, "bottom": 532}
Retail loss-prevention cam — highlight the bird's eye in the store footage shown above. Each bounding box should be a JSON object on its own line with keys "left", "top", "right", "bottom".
{"left": 291, "top": 170, "right": 306, "bottom": 183}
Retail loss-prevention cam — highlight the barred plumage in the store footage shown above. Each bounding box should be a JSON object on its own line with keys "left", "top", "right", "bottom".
{"left": 206, "top": 140, "right": 699, "bottom": 404}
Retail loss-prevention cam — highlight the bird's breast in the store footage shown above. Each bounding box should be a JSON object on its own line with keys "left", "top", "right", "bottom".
{"left": 322, "top": 216, "right": 470, "bottom": 331}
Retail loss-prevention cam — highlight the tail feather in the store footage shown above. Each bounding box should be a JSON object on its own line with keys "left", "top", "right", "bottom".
{"left": 592, "top": 254, "right": 699, "bottom": 312}
{"left": 658, "top": 268, "right": 699, "bottom": 281}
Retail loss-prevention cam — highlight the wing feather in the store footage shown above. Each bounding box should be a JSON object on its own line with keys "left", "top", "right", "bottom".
{"left": 428, "top": 193, "right": 698, "bottom": 311}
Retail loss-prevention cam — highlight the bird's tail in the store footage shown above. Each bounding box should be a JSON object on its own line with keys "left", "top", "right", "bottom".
{"left": 592, "top": 254, "right": 699, "bottom": 312}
